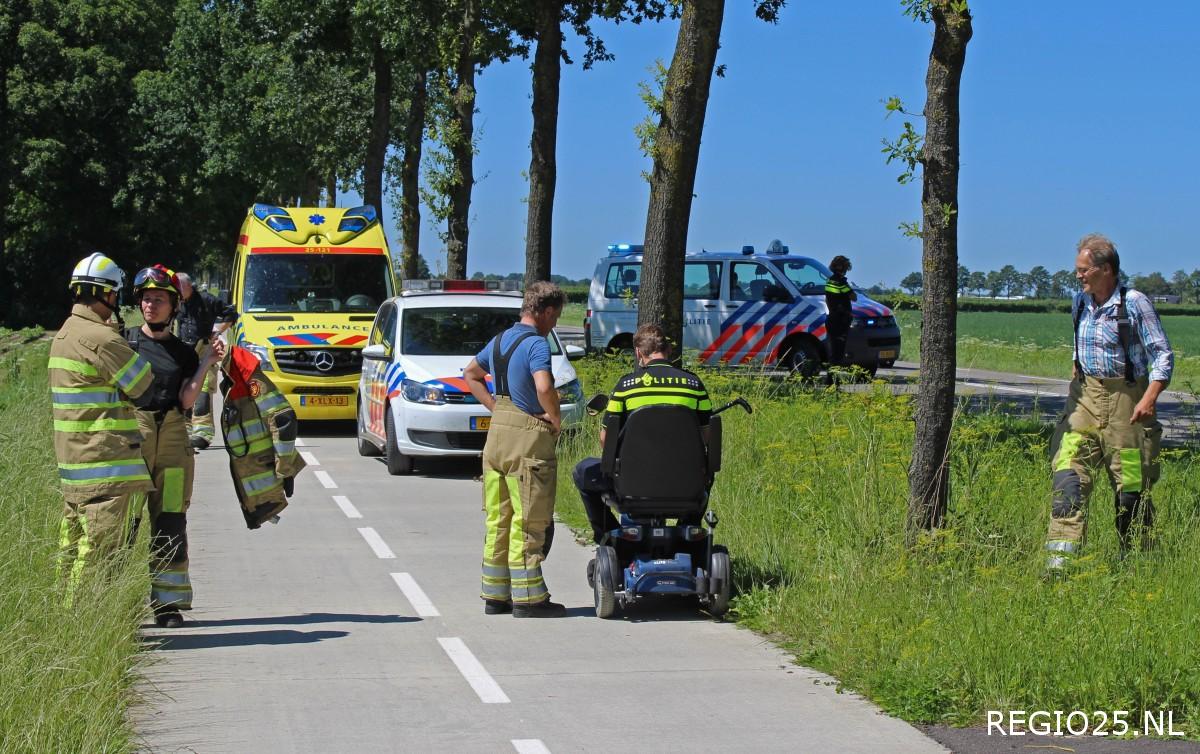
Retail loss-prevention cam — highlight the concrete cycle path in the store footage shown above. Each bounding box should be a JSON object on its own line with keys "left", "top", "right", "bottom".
{"left": 135, "top": 420, "right": 945, "bottom": 753}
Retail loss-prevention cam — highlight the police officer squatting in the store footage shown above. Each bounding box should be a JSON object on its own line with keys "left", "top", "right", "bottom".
{"left": 463, "top": 281, "right": 568, "bottom": 618}
{"left": 1045, "top": 233, "right": 1174, "bottom": 576}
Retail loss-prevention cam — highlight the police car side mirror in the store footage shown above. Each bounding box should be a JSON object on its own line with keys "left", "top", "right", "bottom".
{"left": 565, "top": 344, "right": 585, "bottom": 361}
{"left": 361, "top": 343, "right": 390, "bottom": 361}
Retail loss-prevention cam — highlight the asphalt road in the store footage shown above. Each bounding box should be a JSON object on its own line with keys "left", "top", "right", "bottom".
{"left": 135, "top": 418, "right": 947, "bottom": 753}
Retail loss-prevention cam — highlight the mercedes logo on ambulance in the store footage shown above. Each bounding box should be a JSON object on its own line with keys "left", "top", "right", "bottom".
{"left": 313, "top": 351, "right": 335, "bottom": 372}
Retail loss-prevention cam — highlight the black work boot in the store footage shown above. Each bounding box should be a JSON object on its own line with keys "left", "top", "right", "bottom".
{"left": 512, "top": 599, "right": 566, "bottom": 618}
{"left": 483, "top": 599, "right": 513, "bottom": 615}
{"left": 155, "top": 609, "right": 184, "bottom": 628}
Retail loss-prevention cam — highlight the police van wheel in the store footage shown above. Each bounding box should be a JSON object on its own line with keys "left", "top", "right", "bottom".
{"left": 594, "top": 546, "right": 619, "bottom": 619}
{"left": 357, "top": 398, "right": 382, "bottom": 457}
{"left": 783, "top": 340, "right": 822, "bottom": 380}
{"left": 708, "top": 545, "right": 732, "bottom": 618}
{"left": 385, "top": 408, "right": 414, "bottom": 475}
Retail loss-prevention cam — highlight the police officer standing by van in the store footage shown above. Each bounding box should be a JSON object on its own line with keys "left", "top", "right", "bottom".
{"left": 51, "top": 254, "right": 156, "bottom": 596}
{"left": 127, "top": 265, "right": 224, "bottom": 626}
{"left": 1045, "top": 234, "right": 1173, "bottom": 575}
{"left": 464, "top": 282, "right": 566, "bottom": 618}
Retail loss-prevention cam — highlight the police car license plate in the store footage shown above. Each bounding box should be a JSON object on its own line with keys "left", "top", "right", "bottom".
{"left": 471, "top": 416, "right": 491, "bottom": 431}
{"left": 300, "top": 396, "right": 348, "bottom": 407}
{"left": 878, "top": 350, "right": 897, "bottom": 360}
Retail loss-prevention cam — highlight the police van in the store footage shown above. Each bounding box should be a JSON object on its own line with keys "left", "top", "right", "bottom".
{"left": 357, "top": 280, "right": 586, "bottom": 474}
{"left": 585, "top": 243, "right": 901, "bottom": 375}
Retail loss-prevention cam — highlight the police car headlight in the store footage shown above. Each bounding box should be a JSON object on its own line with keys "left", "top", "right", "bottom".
{"left": 401, "top": 379, "right": 445, "bottom": 405}
{"left": 557, "top": 379, "right": 582, "bottom": 405}
{"left": 240, "top": 342, "right": 274, "bottom": 371}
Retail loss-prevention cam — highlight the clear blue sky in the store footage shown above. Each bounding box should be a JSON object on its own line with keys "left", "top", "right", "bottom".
{"left": 357, "top": 2, "right": 1200, "bottom": 287}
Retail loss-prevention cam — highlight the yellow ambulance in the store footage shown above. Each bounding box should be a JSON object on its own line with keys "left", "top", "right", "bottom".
{"left": 228, "top": 204, "right": 397, "bottom": 420}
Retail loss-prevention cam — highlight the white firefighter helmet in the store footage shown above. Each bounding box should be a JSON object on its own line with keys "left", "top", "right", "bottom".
{"left": 69, "top": 252, "right": 125, "bottom": 295}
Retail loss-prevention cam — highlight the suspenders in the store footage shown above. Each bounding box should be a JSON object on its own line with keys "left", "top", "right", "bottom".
{"left": 1073, "top": 287, "right": 1135, "bottom": 385}
{"left": 491, "top": 330, "right": 538, "bottom": 397}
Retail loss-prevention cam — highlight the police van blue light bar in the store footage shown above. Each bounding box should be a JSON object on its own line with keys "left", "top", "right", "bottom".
{"left": 741, "top": 245, "right": 755, "bottom": 255}
{"left": 607, "top": 243, "right": 644, "bottom": 256}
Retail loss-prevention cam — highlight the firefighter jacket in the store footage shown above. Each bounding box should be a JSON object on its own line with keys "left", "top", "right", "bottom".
{"left": 219, "top": 344, "right": 305, "bottom": 528}
{"left": 50, "top": 304, "right": 156, "bottom": 503}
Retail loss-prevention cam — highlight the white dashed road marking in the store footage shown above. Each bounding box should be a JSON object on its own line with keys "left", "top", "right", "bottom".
{"left": 357, "top": 527, "right": 395, "bottom": 559}
{"left": 958, "top": 380, "right": 1047, "bottom": 397}
{"left": 437, "top": 638, "right": 510, "bottom": 704}
{"left": 301, "top": 451, "right": 319, "bottom": 466}
{"left": 314, "top": 470, "right": 337, "bottom": 489}
{"left": 391, "top": 573, "right": 440, "bottom": 617}
{"left": 332, "top": 495, "right": 362, "bottom": 519}
{"left": 512, "top": 740, "right": 551, "bottom": 754}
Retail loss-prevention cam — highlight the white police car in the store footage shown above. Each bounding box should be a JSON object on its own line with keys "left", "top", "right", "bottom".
{"left": 585, "top": 242, "right": 901, "bottom": 376}
{"left": 357, "top": 280, "right": 585, "bottom": 474}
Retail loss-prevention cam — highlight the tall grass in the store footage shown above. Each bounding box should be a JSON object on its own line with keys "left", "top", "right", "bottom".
{"left": 558, "top": 356, "right": 1200, "bottom": 733}
{"left": 0, "top": 339, "right": 148, "bottom": 753}
{"left": 898, "top": 310, "right": 1200, "bottom": 387}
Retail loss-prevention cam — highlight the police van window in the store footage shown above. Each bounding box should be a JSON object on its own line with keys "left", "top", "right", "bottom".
{"left": 604, "top": 263, "right": 641, "bottom": 298}
{"left": 683, "top": 262, "right": 721, "bottom": 299}
{"left": 730, "top": 262, "right": 790, "bottom": 302}
{"left": 772, "top": 258, "right": 834, "bottom": 294}
{"left": 401, "top": 307, "right": 519, "bottom": 356}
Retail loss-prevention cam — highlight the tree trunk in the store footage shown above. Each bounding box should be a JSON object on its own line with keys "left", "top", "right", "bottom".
{"left": 326, "top": 174, "right": 337, "bottom": 207}
{"left": 400, "top": 69, "right": 428, "bottom": 280}
{"left": 639, "top": 0, "right": 724, "bottom": 358}
{"left": 301, "top": 174, "right": 321, "bottom": 206}
{"left": 907, "top": 0, "right": 972, "bottom": 541}
{"left": 446, "top": 0, "right": 477, "bottom": 280}
{"left": 364, "top": 39, "right": 392, "bottom": 214}
{"left": 523, "top": 0, "right": 562, "bottom": 287}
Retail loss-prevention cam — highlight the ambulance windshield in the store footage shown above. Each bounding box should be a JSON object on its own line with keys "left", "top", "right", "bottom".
{"left": 401, "top": 307, "right": 562, "bottom": 357}
{"left": 243, "top": 252, "right": 393, "bottom": 313}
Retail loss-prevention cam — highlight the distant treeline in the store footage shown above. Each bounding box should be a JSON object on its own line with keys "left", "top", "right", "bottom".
{"left": 893, "top": 265, "right": 1200, "bottom": 303}
{"left": 876, "top": 294, "right": 1200, "bottom": 317}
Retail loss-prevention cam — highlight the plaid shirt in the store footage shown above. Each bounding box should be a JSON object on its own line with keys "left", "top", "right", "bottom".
{"left": 1073, "top": 288, "right": 1173, "bottom": 383}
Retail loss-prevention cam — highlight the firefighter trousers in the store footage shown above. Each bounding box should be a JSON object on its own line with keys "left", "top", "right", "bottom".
{"left": 57, "top": 491, "right": 146, "bottom": 601}
{"left": 136, "top": 409, "right": 195, "bottom": 611}
{"left": 1045, "top": 375, "right": 1162, "bottom": 568}
{"left": 480, "top": 397, "right": 558, "bottom": 605}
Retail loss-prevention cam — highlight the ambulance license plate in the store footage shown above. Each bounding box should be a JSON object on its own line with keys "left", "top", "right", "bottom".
{"left": 878, "top": 350, "right": 897, "bottom": 360}
{"left": 471, "top": 416, "right": 491, "bottom": 431}
{"left": 300, "top": 396, "right": 348, "bottom": 407}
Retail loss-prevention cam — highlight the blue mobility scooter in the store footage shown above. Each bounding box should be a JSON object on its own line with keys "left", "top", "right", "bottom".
{"left": 589, "top": 396, "right": 751, "bottom": 619}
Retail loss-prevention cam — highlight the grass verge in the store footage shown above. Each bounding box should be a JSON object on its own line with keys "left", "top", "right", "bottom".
{"left": 558, "top": 355, "right": 1200, "bottom": 735}
{"left": 0, "top": 336, "right": 148, "bottom": 753}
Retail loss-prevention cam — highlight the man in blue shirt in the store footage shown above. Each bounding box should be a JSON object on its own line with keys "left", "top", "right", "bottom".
{"left": 1045, "top": 233, "right": 1173, "bottom": 575}
{"left": 464, "top": 281, "right": 566, "bottom": 617}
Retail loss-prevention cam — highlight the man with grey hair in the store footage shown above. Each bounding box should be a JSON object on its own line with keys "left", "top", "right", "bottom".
{"left": 175, "top": 272, "right": 224, "bottom": 449}
{"left": 1044, "top": 233, "right": 1173, "bottom": 575}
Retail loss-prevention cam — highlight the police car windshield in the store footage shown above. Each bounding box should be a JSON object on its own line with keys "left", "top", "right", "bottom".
{"left": 243, "top": 253, "right": 393, "bottom": 313}
{"left": 400, "top": 308, "right": 565, "bottom": 357}
{"left": 771, "top": 258, "right": 834, "bottom": 292}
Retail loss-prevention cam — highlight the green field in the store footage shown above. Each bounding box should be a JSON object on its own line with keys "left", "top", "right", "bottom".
{"left": 897, "top": 310, "right": 1200, "bottom": 389}
{"left": 557, "top": 356, "right": 1200, "bottom": 734}
{"left": 0, "top": 335, "right": 149, "bottom": 752}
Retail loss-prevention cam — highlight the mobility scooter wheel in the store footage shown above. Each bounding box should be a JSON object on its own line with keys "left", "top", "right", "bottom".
{"left": 708, "top": 545, "right": 731, "bottom": 618}
{"left": 594, "top": 546, "right": 619, "bottom": 619}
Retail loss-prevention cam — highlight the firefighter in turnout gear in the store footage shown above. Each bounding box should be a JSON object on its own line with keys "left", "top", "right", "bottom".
{"left": 126, "top": 265, "right": 225, "bottom": 627}
{"left": 52, "top": 253, "right": 155, "bottom": 597}
{"left": 572, "top": 323, "right": 713, "bottom": 547}
{"left": 1045, "top": 234, "right": 1173, "bottom": 575}
{"left": 175, "top": 272, "right": 224, "bottom": 450}
{"left": 218, "top": 319, "right": 305, "bottom": 529}
{"left": 464, "top": 282, "right": 566, "bottom": 618}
